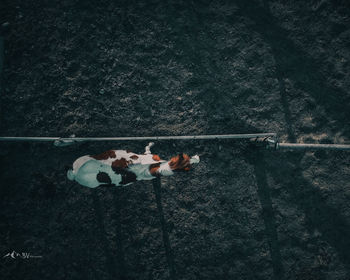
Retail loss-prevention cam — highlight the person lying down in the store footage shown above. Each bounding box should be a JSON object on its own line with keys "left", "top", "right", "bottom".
{"left": 67, "top": 142, "right": 200, "bottom": 188}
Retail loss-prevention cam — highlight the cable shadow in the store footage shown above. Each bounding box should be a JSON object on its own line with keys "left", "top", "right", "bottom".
{"left": 235, "top": 0, "right": 350, "bottom": 132}
{"left": 91, "top": 191, "right": 120, "bottom": 280}
{"left": 110, "top": 188, "right": 128, "bottom": 280}
{"left": 277, "top": 77, "right": 296, "bottom": 142}
{"left": 152, "top": 177, "right": 177, "bottom": 280}
{"left": 249, "top": 150, "right": 285, "bottom": 279}
{"left": 237, "top": 1, "right": 350, "bottom": 267}
{"left": 0, "top": 32, "right": 4, "bottom": 125}
{"left": 266, "top": 152, "right": 350, "bottom": 269}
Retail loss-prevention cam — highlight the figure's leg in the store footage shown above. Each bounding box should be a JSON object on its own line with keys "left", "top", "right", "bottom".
{"left": 76, "top": 172, "right": 100, "bottom": 188}
{"left": 144, "top": 142, "right": 154, "bottom": 154}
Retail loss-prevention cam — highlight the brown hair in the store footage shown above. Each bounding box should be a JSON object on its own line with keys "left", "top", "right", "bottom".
{"left": 169, "top": 153, "right": 191, "bottom": 171}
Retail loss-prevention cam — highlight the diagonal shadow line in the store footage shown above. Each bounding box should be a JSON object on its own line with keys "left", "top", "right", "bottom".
{"left": 266, "top": 152, "right": 350, "bottom": 269}
{"left": 0, "top": 33, "right": 4, "bottom": 129}
{"left": 278, "top": 77, "right": 297, "bottom": 142}
{"left": 152, "top": 177, "right": 177, "bottom": 280}
{"left": 111, "top": 188, "right": 128, "bottom": 280}
{"left": 235, "top": 0, "right": 350, "bottom": 126}
{"left": 0, "top": 33, "right": 3, "bottom": 89}
{"left": 235, "top": 2, "right": 350, "bottom": 267}
{"left": 251, "top": 150, "right": 285, "bottom": 279}
{"left": 91, "top": 192, "right": 120, "bottom": 280}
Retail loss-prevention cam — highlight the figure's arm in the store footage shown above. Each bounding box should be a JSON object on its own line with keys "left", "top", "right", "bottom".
{"left": 144, "top": 142, "right": 154, "bottom": 154}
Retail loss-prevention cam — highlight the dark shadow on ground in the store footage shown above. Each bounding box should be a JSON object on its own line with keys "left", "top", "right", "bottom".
{"left": 248, "top": 149, "right": 285, "bottom": 279}
{"left": 266, "top": 151, "right": 350, "bottom": 271}
{"left": 237, "top": 0, "right": 350, "bottom": 269}
{"left": 152, "top": 177, "right": 177, "bottom": 280}
{"left": 235, "top": 0, "right": 350, "bottom": 136}
{"left": 277, "top": 77, "right": 296, "bottom": 142}
{"left": 111, "top": 189, "right": 128, "bottom": 280}
{"left": 91, "top": 192, "right": 120, "bottom": 279}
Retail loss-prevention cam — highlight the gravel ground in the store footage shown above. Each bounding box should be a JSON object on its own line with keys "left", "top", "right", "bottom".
{"left": 0, "top": 0, "right": 350, "bottom": 279}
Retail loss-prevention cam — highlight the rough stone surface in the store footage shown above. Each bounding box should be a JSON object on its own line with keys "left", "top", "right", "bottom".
{"left": 0, "top": 0, "right": 349, "bottom": 279}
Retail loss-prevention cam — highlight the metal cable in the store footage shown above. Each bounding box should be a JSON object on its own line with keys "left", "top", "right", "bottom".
{"left": 0, "top": 133, "right": 277, "bottom": 145}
